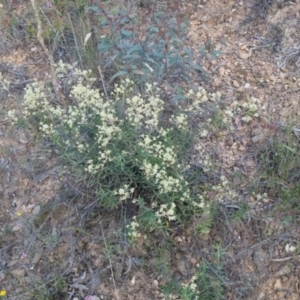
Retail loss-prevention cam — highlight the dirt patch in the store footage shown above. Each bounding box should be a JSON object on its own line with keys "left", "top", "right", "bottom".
{"left": 0, "top": 0, "right": 300, "bottom": 299}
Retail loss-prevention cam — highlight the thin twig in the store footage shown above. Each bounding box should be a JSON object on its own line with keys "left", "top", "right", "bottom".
{"left": 30, "top": 0, "right": 61, "bottom": 99}
{"left": 98, "top": 65, "right": 109, "bottom": 101}
{"left": 67, "top": 12, "right": 83, "bottom": 69}
{"left": 100, "top": 221, "right": 119, "bottom": 300}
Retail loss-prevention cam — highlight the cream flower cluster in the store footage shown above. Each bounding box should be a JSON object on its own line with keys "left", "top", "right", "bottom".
{"left": 193, "top": 144, "right": 213, "bottom": 173}
{"left": 84, "top": 149, "right": 113, "bottom": 174}
{"left": 223, "top": 96, "right": 263, "bottom": 125}
{"left": 126, "top": 93, "right": 164, "bottom": 129}
{"left": 141, "top": 160, "right": 185, "bottom": 195}
{"left": 210, "top": 175, "right": 238, "bottom": 203}
{"left": 114, "top": 185, "right": 135, "bottom": 201}
{"left": 169, "top": 113, "right": 188, "bottom": 130}
{"left": 181, "top": 275, "right": 200, "bottom": 298}
{"left": 185, "top": 87, "right": 221, "bottom": 114}
{"left": 127, "top": 216, "right": 141, "bottom": 239}
{"left": 0, "top": 71, "right": 10, "bottom": 93}
{"left": 138, "top": 134, "right": 177, "bottom": 166}
{"left": 55, "top": 61, "right": 96, "bottom": 85}
{"left": 155, "top": 203, "right": 177, "bottom": 222}
{"left": 23, "top": 82, "right": 50, "bottom": 117}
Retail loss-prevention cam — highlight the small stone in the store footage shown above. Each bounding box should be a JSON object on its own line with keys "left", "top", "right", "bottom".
{"left": 12, "top": 223, "right": 23, "bottom": 232}
{"left": 176, "top": 259, "right": 187, "bottom": 276}
{"left": 0, "top": 272, "right": 6, "bottom": 281}
{"left": 130, "top": 276, "right": 136, "bottom": 286}
{"left": 189, "top": 257, "right": 197, "bottom": 265}
{"left": 8, "top": 259, "right": 19, "bottom": 267}
{"left": 32, "top": 205, "right": 41, "bottom": 215}
{"left": 11, "top": 269, "right": 25, "bottom": 277}
{"left": 19, "top": 138, "right": 29, "bottom": 144}
{"left": 233, "top": 80, "right": 239, "bottom": 88}
{"left": 289, "top": 293, "right": 299, "bottom": 300}
{"left": 219, "top": 67, "right": 225, "bottom": 76}
{"left": 280, "top": 108, "right": 290, "bottom": 117}
{"left": 274, "top": 278, "right": 282, "bottom": 289}
{"left": 25, "top": 204, "right": 35, "bottom": 213}
{"left": 252, "top": 133, "right": 265, "bottom": 143}
{"left": 257, "top": 292, "right": 265, "bottom": 300}
{"left": 274, "top": 265, "right": 291, "bottom": 277}
{"left": 174, "top": 236, "right": 183, "bottom": 243}
{"left": 113, "top": 261, "right": 124, "bottom": 280}
{"left": 32, "top": 248, "right": 44, "bottom": 265}
{"left": 252, "top": 250, "right": 268, "bottom": 273}
{"left": 239, "top": 51, "right": 249, "bottom": 59}
{"left": 175, "top": 253, "right": 181, "bottom": 260}
{"left": 244, "top": 83, "right": 250, "bottom": 89}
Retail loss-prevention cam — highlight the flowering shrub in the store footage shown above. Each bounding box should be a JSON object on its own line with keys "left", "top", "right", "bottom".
{"left": 8, "top": 62, "right": 224, "bottom": 238}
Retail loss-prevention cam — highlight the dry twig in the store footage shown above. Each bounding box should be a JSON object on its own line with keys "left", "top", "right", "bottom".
{"left": 30, "top": 0, "right": 61, "bottom": 99}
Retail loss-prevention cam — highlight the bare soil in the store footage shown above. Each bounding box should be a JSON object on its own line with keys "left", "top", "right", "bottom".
{"left": 0, "top": 0, "right": 300, "bottom": 299}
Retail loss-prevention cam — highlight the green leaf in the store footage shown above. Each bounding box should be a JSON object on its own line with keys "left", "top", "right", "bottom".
{"left": 86, "top": 6, "right": 100, "bottom": 13}
{"left": 282, "top": 144, "right": 297, "bottom": 154}
{"left": 183, "top": 46, "right": 192, "bottom": 57}
{"left": 122, "top": 54, "right": 141, "bottom": 60}
{"left": 150, "top": 51, "right": 164, "bottom": 59}
{"left": 109, "top": 70, "right": 128, "bottom": 83}
{"left": 211, "top": 50, "right": 223, "bottom": 58}
{"left": 149, "top": 26, "right": 159, "bottom": 33}
{"left": 97, "top": 40, "right": 114, "bottom": 53}
{"left": 128, "top": 44, "right": 143, "bottom": 55}
{"left": 176, "top": 86, "right": 185, "bottom": 96}
{"left": 120, "top": 17, "right": 129, "bottom": 25}
{"left": 121, "top": 29, "right": 135, "bottom": 37}
{"left": 100, "top": 19, "right": 109, "bottom": 26}
{"left": 193, "top": 64, "right": 205, "bottom": 72}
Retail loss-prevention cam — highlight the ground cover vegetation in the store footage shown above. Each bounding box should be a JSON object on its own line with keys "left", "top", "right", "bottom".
{"left": 0, "top": 0, "right": 300, "bottom": 299}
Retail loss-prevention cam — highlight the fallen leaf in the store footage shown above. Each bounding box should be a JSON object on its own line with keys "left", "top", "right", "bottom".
{"left": 84, "top": 32, "right": 92, "bottom": 46}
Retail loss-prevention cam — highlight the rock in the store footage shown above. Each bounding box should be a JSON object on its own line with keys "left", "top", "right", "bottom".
{"left": 257, "top": 291, "right": 265, "bottom": 300}
{"left": 252, "top": 250, "right": 268, "bottom": 274}
{"left": 11, "top": 269, "right": 25, "bottom": 277}
{"left": 130, "top": 276, "right": 135, "bottom": 286}
{"left": 189, "top": 257, "right": 197, "bottom": 265}
{"left": 279, "top": 108, "right": 290, "bottom": 118}
{"left": 274, "top": 278, "right": 282, "bottom": 289}
{"left": 19, "top": 138, "right": 29, "bottom": 144}
{"left": 244, "top": 83, "right": 250, "bottom": 89}
{"left": 239, "top": 51, "right": 249, "bottom": 60}
{"left": 219, "top": 67, "right": 225, "bottom": 76}
{"left": 0, "top": 272, "right": 6, "bottom": 281}
{"left": 274, "top": 265, "right": 291, "bottom": 277}
{"left": 176, "top": 258, "right": 187, "bottom": 276}
{"left": 12, "top": 223, "right": 23, "bottom": 232}
{"left": 175, "top": 253, "right": 181, "bottom": 260}
{"left": 8, "top": 259, "right": 19, "bottom": 267}
{"left": 32, "top": 205, "right": 41, "bottom": 215}
{"left": 233, "top": 80, "right": 239, "bottom": 88}
{"left": 252, "top": 133, "right": 265, "bottom": 143}
{"left": 289, "top": 293, "right": 299, "bottom": 300}
{"left": 113, "top": 261, "right": 124, "bottom": 280}
{"left": 32, "top": 248, "right": 44, "bottom": 265}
